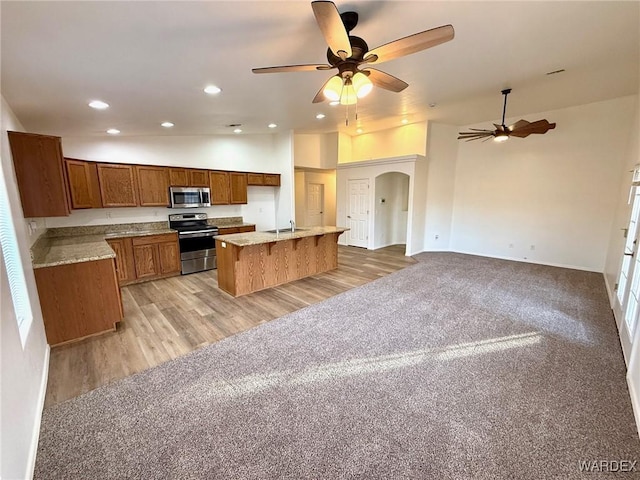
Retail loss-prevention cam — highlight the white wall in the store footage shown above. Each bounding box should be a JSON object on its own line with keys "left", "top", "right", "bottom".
{"left": 1, "top": 96, "right": 50, "bottom": 480}
{"left": 374, "top": 172, "right": 409, "bottom": 249}
{"left": 55, "top": 133, "right": 294, "bottom": 232}
{"left": 450, "top": 96, "right": 637, "bottom": 271}
{"left": 293, "top": 133, "right": 338, "bottom": 169}
{"left": 424, "top": 122, "right": 458, "bottom": 251}
{"left": 348, "top": 123, "right": 427, "bottom": 163}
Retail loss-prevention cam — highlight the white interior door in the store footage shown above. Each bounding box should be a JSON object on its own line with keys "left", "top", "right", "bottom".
{"left": 615, "top": 185, "right": 640, "bottom": 363}
{"left": 347, "top": 178, "right": 369, "bottom": 248}
{"left": 306, "top": 183, "right": 324, "bottom": 226}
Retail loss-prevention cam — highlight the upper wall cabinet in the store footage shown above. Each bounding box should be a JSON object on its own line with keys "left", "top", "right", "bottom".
{"left": 229, "top": 172, "right": 248, "bottom": 204}
{"left": 97, "top": 163, "right": 138, "bottom": 207}
{"left": 247, "top": 172, "right": 281, "bottom": 187}
{"left": 8, "top": 131, "right": 71, "bottom": 217}
{"left": 65, "top": 158, "right": 103, "bottom": 209}
{"left": 210, "top": 171, "right": 231, "bottom": 204}
{"left": 135, "top": 166, "right": 169, "bottom": 207}
{"left": 169, "top": 168, "right": 210, "bottom": 187}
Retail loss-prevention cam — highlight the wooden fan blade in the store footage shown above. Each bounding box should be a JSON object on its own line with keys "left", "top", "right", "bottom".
{"left": 468, "top": 128, "right": 495, "bottom": 133}
{"left": 252, "top": 64, "right": 333, "bottom": 74}
{"left": 509, "top": 119, "right": 556, "bottom": 138}
{"left": 366, "top": 25, "right": 454, "bottom": 64}
{"left": 457, "top": 132, "right": 493, "bottom": 140}
{"left": 508, "top": 119, "right": 529, "bottom": 131}
{"left": 362, "top": 68, "right": 408, "bottom": 92}
{"left": 312, "top": 1, "right": 352, "bottom": 59}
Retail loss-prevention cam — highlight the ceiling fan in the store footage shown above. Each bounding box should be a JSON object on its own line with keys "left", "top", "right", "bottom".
{"left": 252, "top": 1, "right": 454, "bottom": 106}
{"left": 458, "top": 89, "right": 556, "bottom": 142}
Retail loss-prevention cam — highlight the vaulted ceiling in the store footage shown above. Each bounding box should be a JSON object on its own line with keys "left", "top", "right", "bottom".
{"left": 2, "top": 1, "right": 638, "bottom": 137}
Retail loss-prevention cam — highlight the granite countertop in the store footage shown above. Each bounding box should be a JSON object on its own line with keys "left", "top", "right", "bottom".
{"left": 31, "top": 222, "right": 177, "bottom": 269}
{"left": 214, "top": 226, "right": 349, "bottom": 247}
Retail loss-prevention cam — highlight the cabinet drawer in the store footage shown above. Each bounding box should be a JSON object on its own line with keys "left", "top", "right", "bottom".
{"left": 131, "top": 233, "right": 178, "bottom": 246}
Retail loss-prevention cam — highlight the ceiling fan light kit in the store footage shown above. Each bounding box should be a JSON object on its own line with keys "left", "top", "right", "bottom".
{"left": 458, "top": 88, "right": 556, "bottom": 143}
{"left": 252, "top": 0, "right": 455, "bottom": 124}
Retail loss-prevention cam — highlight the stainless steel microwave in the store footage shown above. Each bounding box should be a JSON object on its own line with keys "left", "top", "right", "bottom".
{"left": 169, "top": 187, "right": 211, "bottom": 208}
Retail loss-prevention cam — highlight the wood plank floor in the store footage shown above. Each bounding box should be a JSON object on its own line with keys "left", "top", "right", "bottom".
{"left": 44, "top": 245, "right": 416, "bottom": 407}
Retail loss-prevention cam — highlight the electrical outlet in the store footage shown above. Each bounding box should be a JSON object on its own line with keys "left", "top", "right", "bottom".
{"left": 435, "top": 234, "right": 439, "bottom": 240}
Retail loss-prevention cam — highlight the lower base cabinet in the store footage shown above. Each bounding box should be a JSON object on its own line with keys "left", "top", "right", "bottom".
{"left": 108, "top": 233, "right": 180, "bottom": 286}
{"left": 34, "top": 258, "right": 123, "bottom": 345}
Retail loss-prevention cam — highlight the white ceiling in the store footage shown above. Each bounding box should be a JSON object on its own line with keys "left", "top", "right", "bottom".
{"left": 2, "top": 1, "right": 638, "bottom": 138}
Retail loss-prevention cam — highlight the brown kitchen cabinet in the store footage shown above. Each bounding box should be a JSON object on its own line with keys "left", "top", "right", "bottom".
{"left": 97, "top": 163, "right": 138, "bottom": 207}
{"left": 106, "top": 237, "right": 136, "bottom": 285}
{"left": 218, "top": 225, "right": 256, "bottom": 235}
{"left": 264, "top": 174, "right": 281, "bottom": 186}
{"left": 135, "top": 165, "right": 169, "bottom": 206}
{"left": 229, "top": 172, "right": 248, "bottom": 204}
{"left": 65, "top": 158, "right": 103, "bottom": 209}
{"left": 7, "top": 131, "right": 71, "bottom": 217}
{"left": 34, "top": 258, "right": 123, "bottom": 345}
{"left": 210, "top": 170, "right": 231, "bottom": 204}
{"left": 169, "top": 168, "right": 209, "bottom": 187}
{"left": 247, "top": 173, "right": 264, "bottom": 186}
{"left": 131, "top": 233, "right": 180, "bottom": 280}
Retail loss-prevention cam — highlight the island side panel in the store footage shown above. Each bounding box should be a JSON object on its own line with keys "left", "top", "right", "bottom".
{"left": 215, "top": 239, "right": 238, "bottom": 296}
{"left": 216, "top": 232, "right": 343, "bottom": 297}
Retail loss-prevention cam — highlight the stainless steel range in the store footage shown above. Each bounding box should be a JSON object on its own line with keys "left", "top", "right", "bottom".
{"left": 168, "top": 213, "right": 218, "bottom": 274}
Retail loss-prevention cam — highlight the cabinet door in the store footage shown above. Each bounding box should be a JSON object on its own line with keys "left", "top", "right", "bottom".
{"left": 133, "top": 244, "right": 160, "bottom": 278}
{"left": 136, "top": 166, "right": 169, "bottom": 207}
{"left": 189, "top": 169, "right": 210, "bottom": 187}
{"left": 97, "top": 163, "right": 138, "bottom": 207}
{"left": 264, "top": 174, "right": 281, "bottom": 186}
{"left": 106, "top": 237, "right": 137, "bottom": 285}
{"left": 169, "top": 168, "right": 188, "bottom": 187}
{"left": 65, "top": 159, "right": 103, "bottom": 209}
{"left": 7, "top": 131, "right": 70, "bottom": 217}
{"left": 158, "top": 241, "right": 181, "bottom": 274}
{"left": 229, "top": 172, "right": 248, "bottom": 204}
{"left": 210, "top": 171, "right": 231, "bottom": 205}
{"left": 247, "top": 173, "right": 264, "bottom": 186}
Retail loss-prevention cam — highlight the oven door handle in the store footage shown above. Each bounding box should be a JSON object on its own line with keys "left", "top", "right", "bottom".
{"left": 179, "top": 230, "right": 218, "bottom": 238}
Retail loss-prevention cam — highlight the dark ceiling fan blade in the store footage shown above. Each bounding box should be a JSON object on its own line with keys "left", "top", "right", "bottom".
{"left": 366, "top": 25, "right": 454, "bottom": 64}
{"left": 362, "top": 68, "right": 408, "bottom": 92}
{"left": 468, "top": 128, "right": 495, "bottom": 133}
{"left": 508, "top": 119, "right": 530, "bottom": 132}
{"left": 457, "top": 132, "right": 493, "bottom": 140}
{"left": 312, "top": 1, "right": 352, "bottom": 60}
{"left": 252, "top": 64, "right": 333, "bottom": 74}
{"left": 509, "top": 119, "right": 556, "bottom": 138}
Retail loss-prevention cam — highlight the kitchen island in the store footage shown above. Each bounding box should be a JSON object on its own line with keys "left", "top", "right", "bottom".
{"left": 215, "top": 226, "right": 348, "bottom": 297}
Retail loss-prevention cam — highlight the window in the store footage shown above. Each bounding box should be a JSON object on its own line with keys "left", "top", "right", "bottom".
{"left": 0, "top": 164, "right": 33, "bottom": 347}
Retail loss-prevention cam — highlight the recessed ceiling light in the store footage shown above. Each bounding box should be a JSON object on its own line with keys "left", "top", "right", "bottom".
{"left": 233, "top": 128, "right": 242, "bottom": 134}
{"left": 428, "top": 103, "right": 437, "bottom": 108}
{"left": 106, "top": 128, "right": 120, "bottom": 135}
{"left": 356, "top": 128, "right": 363, "bottom": 134}
{"left": 161, "top": 122, "right": 174, "bottom": 128}
{"left": 204, "top": 85, "right": 222, "bottom": 95}
{"left": 89, "top": 100, "right": 109, "bottom": 109}
{"left": 268, "top": 123, "right": 277, "bottom": 129}
{"left": 316, "top": 113, "right": 326, "bottom": 119}
{"left": 329, "top": 101, "right": 340, "bottom": 106}
{"left": 401, "top": 119, "right": 409, "bottom": 125}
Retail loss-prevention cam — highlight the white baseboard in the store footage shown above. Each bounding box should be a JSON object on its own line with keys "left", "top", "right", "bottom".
{"left": 603, "top": 274, "right": 617, "bottom": 308}
{"left": 627, "top": 373, "right": 640, "bottom": 441}
{"left": 26, "top": 344, "right": 49, "bottom": 480}
{"left": 449, "top": 250, "right": 599, "bottom": 273}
